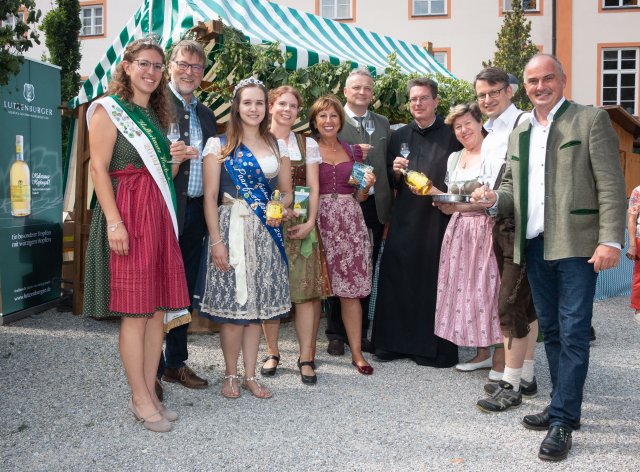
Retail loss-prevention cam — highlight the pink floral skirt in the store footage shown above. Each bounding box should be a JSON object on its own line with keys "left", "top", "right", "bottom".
{"left": 434, "top": 211, "right": 502, "bottom": 347}
{"left": 317, "top": 194, "right": 372, "bottom": 298}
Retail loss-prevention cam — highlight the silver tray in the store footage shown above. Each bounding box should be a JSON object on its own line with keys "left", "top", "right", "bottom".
{"left": 432, "top": 193, "right": 471, "bottom": 203}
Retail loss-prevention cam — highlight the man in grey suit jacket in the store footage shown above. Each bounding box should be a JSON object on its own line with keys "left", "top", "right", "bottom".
{"left": 473, "top": 54, "right": 626, "bottom": 462}
{"left": 325, "top": 68, "right": 393, "bottom": 355}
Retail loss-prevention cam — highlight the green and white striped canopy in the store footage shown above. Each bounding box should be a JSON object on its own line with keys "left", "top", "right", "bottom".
{"left": 70, "top": 0, "right": 453, "bottom": 109}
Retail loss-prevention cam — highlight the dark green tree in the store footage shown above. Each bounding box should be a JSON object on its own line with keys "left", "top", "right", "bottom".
{"left": 483, "top": 0, "right": 539, "bottom": 110}
{"left": 41, "top": 0, "right": 81, "bottom": 106}
{"left": 41, "top": 0, "right": 82, "bottom": 159}
{"left": 0, "top": 0, "right": 41, "bottom": 86}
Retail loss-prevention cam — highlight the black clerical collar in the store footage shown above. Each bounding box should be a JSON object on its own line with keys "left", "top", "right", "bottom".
{"left": 411, "top": 116, "right": 442, "bottom": 134}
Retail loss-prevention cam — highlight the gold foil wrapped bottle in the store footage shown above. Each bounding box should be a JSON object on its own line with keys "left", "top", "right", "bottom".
{"left": 400, "top": 169, "right": 432, "bottom": 196}
{"left": 266, "top": 189, "right": 284, "bottom": 223}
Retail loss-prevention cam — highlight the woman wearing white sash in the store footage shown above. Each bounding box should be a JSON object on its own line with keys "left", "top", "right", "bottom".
{"left": 198, "top": 79, "right": 292, "bottom": 399}
{"left": 84, "top": 38, "right": 190, "bottom": 433}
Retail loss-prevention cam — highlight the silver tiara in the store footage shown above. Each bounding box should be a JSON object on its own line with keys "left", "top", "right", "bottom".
{"left": 233, "top": 77, "right": 264, "bottom": 96}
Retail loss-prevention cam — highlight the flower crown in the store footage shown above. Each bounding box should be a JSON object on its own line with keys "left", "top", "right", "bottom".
{"left": 233, "top": 77, "right": 264, "bottom": 96}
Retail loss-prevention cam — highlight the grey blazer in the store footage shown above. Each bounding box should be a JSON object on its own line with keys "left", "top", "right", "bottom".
{"left": 338, "top": 110, "right": 393, "bottom": 224}
{"left": 497, "top": 100, "right": 626, "bottom": 264}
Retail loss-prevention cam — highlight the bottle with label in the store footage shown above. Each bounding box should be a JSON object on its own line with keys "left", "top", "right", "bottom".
{"left": 266, "top": 189, "right": 284, "bottom": 224}
{"left": 400, "top": 169, "right": 432, "bottom": 196}
{"left": 10, "top": 135, "right": 31, "bottom": 217}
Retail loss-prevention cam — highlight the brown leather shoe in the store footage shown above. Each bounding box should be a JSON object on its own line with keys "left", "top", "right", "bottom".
{"left": 162, "top": 366, "right": 208, "bottom": 389}
{"left": 155, "top": 378, "right": 164, "bottom": 402}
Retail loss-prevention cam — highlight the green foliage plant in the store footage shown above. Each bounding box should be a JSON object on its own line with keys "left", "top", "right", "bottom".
{"left": 41, "top": 0, "right": 82, "bottom": 161}
{"left": 198, "top": 24, "right": 475, "bottom": 126}
{"left": 41, "top": 0, "right": 81, "bottom": 105}
{"left": 483, "top": 0, "right": 539, "bottom": 110}
{"left": 0, "top": 0, "right": 41, "bottom": 86}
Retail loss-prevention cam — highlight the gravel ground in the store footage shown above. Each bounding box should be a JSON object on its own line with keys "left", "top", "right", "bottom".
{"left": 1, "top": 296, "right": 639, "bottom": 471}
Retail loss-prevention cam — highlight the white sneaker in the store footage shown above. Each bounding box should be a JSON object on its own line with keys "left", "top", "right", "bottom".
{"left": 488, "top": 369, "right": 504, "bottom": 382}
{"left": 634, "top": 311, "right": 640, "bottom": 324}
{"left": 455, "top": 357, "right": 493, "bottom": 372}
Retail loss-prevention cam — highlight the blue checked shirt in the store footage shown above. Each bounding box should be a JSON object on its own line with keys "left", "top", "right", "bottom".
{"left": 169, "top": 83, "right": 203, "bottom": 197}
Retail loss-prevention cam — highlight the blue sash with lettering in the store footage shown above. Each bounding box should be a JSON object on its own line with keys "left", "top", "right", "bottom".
{"left": 220, "top": 136, "right": 287, "bottom": 266}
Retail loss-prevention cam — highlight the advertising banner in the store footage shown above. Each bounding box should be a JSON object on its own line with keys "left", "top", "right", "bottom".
{"left": 0, "top": 58, "right": 62, "bottom": 322}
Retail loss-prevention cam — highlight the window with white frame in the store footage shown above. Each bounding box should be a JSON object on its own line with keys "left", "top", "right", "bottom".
{"left": 80, "top": 5, "right": 104, "bottom": 37}
{"left": 603, "top": 0, "right": 639, "bottom": 8}
{"left": 602, "top": 48, "right": 638, "bottom": 115}
{"left": 320, "top": 0, "right": 352, "bottom": 20}
{"left": 413, "top": 0, "right": 447, "bottom": 16}
{"left": 432, "top": 51, "right": 448, "bottom": 67}
{"left": 504, "top": 0, "right": 539, "bottom": 12}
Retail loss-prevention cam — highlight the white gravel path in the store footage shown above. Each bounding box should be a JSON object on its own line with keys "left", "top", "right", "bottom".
{"left": 1, "top": 296, "right": 639, "bottom": 471}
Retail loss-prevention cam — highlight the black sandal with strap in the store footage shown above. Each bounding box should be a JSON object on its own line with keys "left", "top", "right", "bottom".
{"left": 260, "top": 355, "right": 280, "bottom": 376}
{"left": 297, "top": 358, "right": 317, "bottom": 385}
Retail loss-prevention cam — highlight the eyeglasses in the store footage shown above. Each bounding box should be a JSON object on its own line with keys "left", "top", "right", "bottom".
{"left": 409, "top": 95, "right": 433, "bottom": 104}
{"left": 476, "top": 86, "right": 506, "bottom": 101}
{"left": 132, "top": 60, "right": 165, "bottom": 73}
{"left": 172, "top": 61, "right": 205, "bottom": 73}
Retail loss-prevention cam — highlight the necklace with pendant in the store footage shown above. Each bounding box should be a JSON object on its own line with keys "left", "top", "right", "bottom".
{"left": 320, "top": 141, "right": 338, "bottom": 152}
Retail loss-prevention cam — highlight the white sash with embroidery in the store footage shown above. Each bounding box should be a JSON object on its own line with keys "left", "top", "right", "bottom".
{"left": 87, "top": 96, "right": 179, "bottom": 237}
{"left": 87, "top": 96, "right": 189, "bottom": 329}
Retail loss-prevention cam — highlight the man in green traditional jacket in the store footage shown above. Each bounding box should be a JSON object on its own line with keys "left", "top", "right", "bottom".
{"left": 473, "top": 54, "right": 626, "bottom": 462}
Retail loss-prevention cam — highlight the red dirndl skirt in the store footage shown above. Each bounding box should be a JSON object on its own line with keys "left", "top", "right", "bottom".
{"left": 108, "top": 165, "right": 189, "bottom": 315}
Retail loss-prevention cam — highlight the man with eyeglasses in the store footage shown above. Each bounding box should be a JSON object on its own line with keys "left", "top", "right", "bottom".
{"left": 373, "top": 77, "right": 461, "bottom": 367}
{"left": 323, "top": 68, "right": 393, "bottom": 356}
{"left": 155, "top": 39, "right": 217, "bottom": 398}
{"left": 472, "top": 54, "right": 626, "bottom": 461}
{"left": 463, "top": 67, "right": 541, "bottom": 414}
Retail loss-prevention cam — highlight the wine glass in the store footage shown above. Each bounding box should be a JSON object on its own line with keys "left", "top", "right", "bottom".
{"left": 451, "top": 169, "right": 462, "bottom": 196}
{"left": 400, "top": 143, "right": 410, "bottom": 159}
{"left": 190, "top": 126, "right": 203, "bottom": 162}
{"left": 365, "top": 118, "right": 375, "bottom": 146}
{"left": 444, "top": 170, "right": 451, "bottom": 193}
{"left": 478, "top": 160, "right": 492, "bottom": 202}
{"left": 166, "top": 123, "right": 181, "bottom": 164}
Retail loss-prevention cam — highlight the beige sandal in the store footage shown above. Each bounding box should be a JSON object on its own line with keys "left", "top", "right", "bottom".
{"left": 242, "top": 376, "right": 272, "bottom": 399}
{"left": 128, "top": 397, "right": 171, "bottom": 432}
{"left": 221, "top": 374, "right": 241, "bottom": 399}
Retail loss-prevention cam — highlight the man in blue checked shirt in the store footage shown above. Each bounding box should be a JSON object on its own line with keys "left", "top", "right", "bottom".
{"left": 156, "top": 40, "right": 217, "bottom": 397}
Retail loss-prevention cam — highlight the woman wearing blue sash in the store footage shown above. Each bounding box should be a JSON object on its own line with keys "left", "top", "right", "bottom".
{"left": 199, "top": 78, "right": 293, "bottom": 399}
{"left": 84, "top": 38, "right": 189, "bottom": 432}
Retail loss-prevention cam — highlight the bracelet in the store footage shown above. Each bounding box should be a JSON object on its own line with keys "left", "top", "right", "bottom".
{"left": 108, "top": 220, "right": 123, "bottom": 232}
{"left": 209, "top": 238, "right": 223, "bottom": 247}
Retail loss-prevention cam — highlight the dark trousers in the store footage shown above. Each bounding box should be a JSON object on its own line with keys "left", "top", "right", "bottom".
{"left": 493, "top": 216, "right": 537, "bottom": 339}
{"left": 158, "top": 197, "right": 206, "bottom": 376}
{"left": 525, "top": 236, "right": 597, "bottom": 430}
{"left": 325, "top": 196, "right": 384, "bottom": 342}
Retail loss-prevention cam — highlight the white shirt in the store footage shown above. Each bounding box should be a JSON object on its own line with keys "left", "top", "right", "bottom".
{"left": 277, "top": 132, "right": 321, "bottom": 164}
{"left": 481, "top": 104, "right": 530, "bottom": 188}
{"left": 203, "top": 137, "right": 279, "bottom": 175}
{"left": 526, "top": 98, "right": 566, "bottom": 239}
{"left": 344, "top": 104, "right": 369, "bottom": 127}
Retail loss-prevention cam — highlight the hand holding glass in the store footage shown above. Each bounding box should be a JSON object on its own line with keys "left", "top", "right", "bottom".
{"left": 167, "top": 123, "right": 181, "bottom": 164}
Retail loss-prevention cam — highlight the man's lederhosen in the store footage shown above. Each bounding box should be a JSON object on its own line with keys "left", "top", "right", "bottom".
{"left": 492, "top": 113, "right": 537, "bottom": 344}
